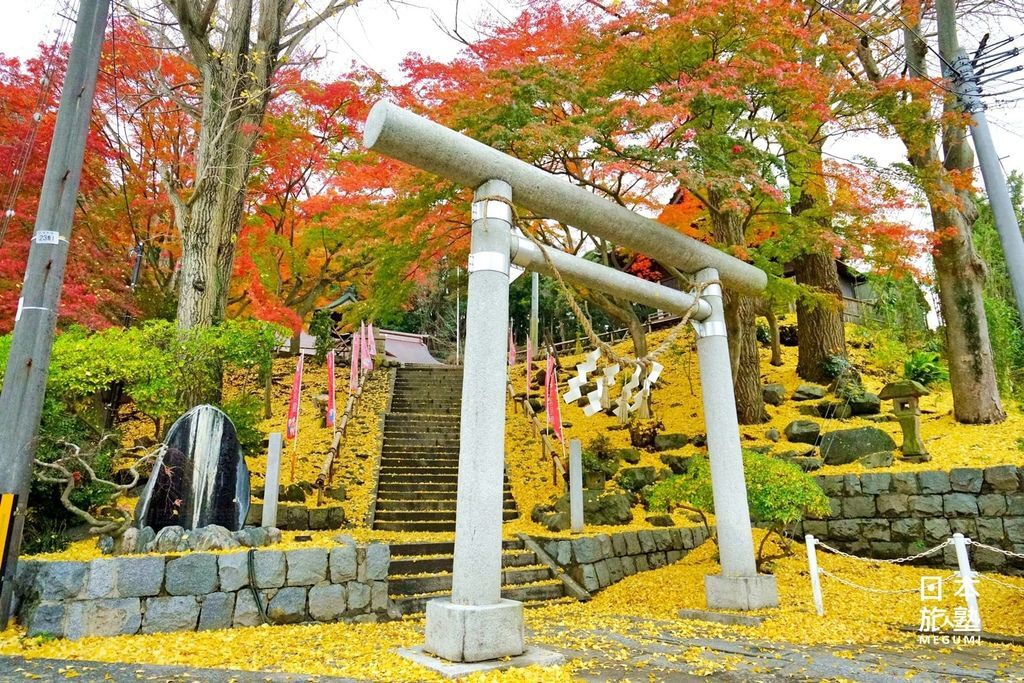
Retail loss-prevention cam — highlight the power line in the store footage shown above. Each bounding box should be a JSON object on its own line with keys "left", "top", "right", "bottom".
{"left": 875, "top": 1, "right": 957, "bottom": 73}
{"left": 812, "top": 0, "right": 958, "bottom": 96}
{"left": 0, "top": 0, "right": 77, "bottom": 247}
{"left": 106, "top": 0, "right": 140, "bottom": 246}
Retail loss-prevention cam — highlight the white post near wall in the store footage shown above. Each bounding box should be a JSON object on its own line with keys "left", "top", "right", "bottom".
{"left": 569, "top": 439, "right": 584, "bottom": 533}
{"left": 261, "top": 433, "right": 282, "bottom": 529}
{"left": 951, "top": 533, "right": 982, "bottom": 631}
{"left": 423, "top": 179, "right": 524, "bottom": 663}
{"left": 805, "top": 534, "right": 824, "bottom": 616}
{"left": 693, "top": 268, "right": 778, "bottom": 609}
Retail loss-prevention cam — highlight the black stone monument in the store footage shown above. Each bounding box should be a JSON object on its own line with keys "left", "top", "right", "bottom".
{"left": 136, "top": 404, "right": 251, "bottom": 531}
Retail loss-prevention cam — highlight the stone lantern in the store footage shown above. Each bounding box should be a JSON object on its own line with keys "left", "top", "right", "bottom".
{"left": 878, "top": 380, "right": 930, "bottom": 462}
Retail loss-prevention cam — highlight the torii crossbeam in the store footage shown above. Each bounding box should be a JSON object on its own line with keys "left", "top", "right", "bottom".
{"left": 363, "top": 102, "right": 779, "bottom": 666}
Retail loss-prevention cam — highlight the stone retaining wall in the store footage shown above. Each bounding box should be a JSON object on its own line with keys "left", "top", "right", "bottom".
{"left": 535, "top": 525, "right": 711, "bottom": 593}
{"left": 795, "top": 466, "right": 1024, "bottom": 571}
{"left": 15, "top": 538, "right": 389, "bottom": 639}
{"left": 244, "top": 502, "right": 346, "bottom": 530}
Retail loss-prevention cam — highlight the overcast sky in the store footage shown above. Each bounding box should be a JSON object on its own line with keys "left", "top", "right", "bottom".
{"left": 2, "top": 0, "right": 1022, "bottom": 232}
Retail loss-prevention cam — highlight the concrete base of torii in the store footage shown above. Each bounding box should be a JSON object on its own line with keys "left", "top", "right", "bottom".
{"left": 705, "top": 574, "right": 779, "bottom": 611}
{"left": 423, "top": 598, "right": 525, "bottom": 662}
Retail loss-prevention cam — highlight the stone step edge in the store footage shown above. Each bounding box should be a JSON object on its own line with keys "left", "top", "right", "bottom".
{"left": 390, "top": 548, "right": 535, "bottom": 562}
{"left": 389, "top": 564, "right": 551, "bottom": 582}
{"left": 392, "top": 578, "right": 564, "bottom": 601}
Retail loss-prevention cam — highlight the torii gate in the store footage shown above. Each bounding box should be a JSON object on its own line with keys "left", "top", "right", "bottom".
{"left": 363, "top": 102, "right": 778, "bottom": 665}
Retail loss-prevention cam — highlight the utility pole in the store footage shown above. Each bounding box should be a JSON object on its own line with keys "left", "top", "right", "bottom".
{"left": 936, "top": 0, "right": 1024, "bottom": 325}
{"left": 0, "top": 0, "right": 109, "bottom": 626}
{"left": 529, "top": 271, "right": 539, "bottom": 351}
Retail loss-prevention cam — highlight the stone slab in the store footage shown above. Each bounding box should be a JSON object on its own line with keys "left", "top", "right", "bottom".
{"left": 398, "top": 645, "right": 564, "bottom": 679}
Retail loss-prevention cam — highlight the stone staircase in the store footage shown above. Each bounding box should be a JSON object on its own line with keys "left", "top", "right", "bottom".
{"left": 387, "top": 539, "right": 573, "bottom": 615}
{"left": 372, "top": 365, "right": 518, "bottom": 533}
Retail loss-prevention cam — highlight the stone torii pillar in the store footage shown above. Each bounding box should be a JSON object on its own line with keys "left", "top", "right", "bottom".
{"left": 422, "top": 180, "right": 525, "bottom": 662}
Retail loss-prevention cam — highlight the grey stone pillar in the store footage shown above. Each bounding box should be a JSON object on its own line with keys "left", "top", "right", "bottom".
{"left": 423, "top": 180, "right": 525, "bottom": 662}
{"left": 692, "top": 268, "right": 778, "bottom": 610}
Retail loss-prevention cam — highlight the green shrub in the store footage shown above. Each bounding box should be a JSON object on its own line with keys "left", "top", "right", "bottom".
{"left": 903, "top": 350, "right": 949, "bottom": 387}
{"left": 755, "top": 321, "right": 771, "bottom": 345}
{"left": 821, "top": 354, "right": 852, "bottom": 380}
{"left": 647, "top": 451, "right": 830, "bottom": 570}
{"left": 581, "top": 450, "right": 619, "bottom": 479}
{"left": 220, "top": 395, "right": 266, "bottom": 455}
{"left": 586, "top": 434, "right": 614, "bottom": 460}
{"left": 309, "top": 309, "right": 335, "bottom": 363}
{"left": 0, "top": 319, "right": 283, "bottom": 430}
{"left": 857, "top": 327, "right": 910, "bottom": 377}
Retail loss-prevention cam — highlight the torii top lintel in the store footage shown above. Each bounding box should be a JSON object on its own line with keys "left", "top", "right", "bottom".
{"left": 362, "top": 101, "right": 767, "bottom": 296}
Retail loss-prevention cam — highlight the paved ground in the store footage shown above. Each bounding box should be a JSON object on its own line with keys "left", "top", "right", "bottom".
{"left": 0, "top": 656, "right": 354, "bottom": 682}
{"left": 0, "top": 622, "right": 1019, "bottom": 681}
{"left": 554, "top": 628, "right": 1020, "bottom": 682}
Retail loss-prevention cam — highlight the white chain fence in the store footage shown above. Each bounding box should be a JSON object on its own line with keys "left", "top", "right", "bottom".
{"left": 804, "top": 532, "right": 1024, "bottom": 632}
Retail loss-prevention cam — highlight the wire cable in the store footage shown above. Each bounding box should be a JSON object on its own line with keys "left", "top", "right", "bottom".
{"left": 812, "top": 0, "right": 958, "bottom": 95}
{"left": 0, "top": 0, "right": 77, "bottom": 247}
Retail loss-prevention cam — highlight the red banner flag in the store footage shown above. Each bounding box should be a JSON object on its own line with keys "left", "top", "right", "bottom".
{"left": 508, "top": 327, "right": 517, "bottom": 366}
{"left": 326, "top": 350, "right": 336, "bottom": 429}
{"left": 545, "top": 354, "right": 564, "bottom": 444}
{"left": 286, "top": 353, "right": 304, "bottom": 440}
{"left": 367, "top": 323, "right": 377, "bottom": 356}
{"left": 360, "top": 322, "right": 373, "bottom": 372}
{"left": 349, "top": 330, "right": 360, "bottom": 393}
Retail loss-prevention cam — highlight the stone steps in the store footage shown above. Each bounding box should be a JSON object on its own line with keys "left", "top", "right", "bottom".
{"left": 383, "top": 425, "right": 460, "bottom": 435}
{"left": 375, "top": 482, "right": 470, "bottom": 494}
{"left": 390, "top": 581, "right": 566, "bottom": 615}
{"left": 379, "top": 456, "right": 460, "bottom": 467}
{"left": 377, "top": 472, "right": 460, "bottom": 483}
{"left": 391, "top": 538, "right": 525, "bottom": 556}
{"left": 372, "top": 366, "right": 518, "bottom": 532}
{"left": 389, "top": 406, "right": 461, "bottom": 415}
{"left": 375, "top": 499, "right": 518, "bottom": 513}
{"left": 374, "top": 509, "right": 519, "bottom": 522}
{"left": 382, "top": 437, "right": 462, "bottom": 448}
{"left": 376, "top": 465, "right": 460, "bottom": 476}
{"left": 379, "top": 445, "right": 461, "bottom": 456}
{"left": 374, "top": 520, "right": 458, "bottom": 532}
{"left": 385, "top": 538, "right": 567, "bottom": 615}
{"left": 389, "top": 549, "right": 537, "bottom": 574}
{"left": 389, "top": 566, "right": 552, "bottom": 595}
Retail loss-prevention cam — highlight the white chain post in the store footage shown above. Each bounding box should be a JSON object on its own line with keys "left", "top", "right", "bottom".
{"left": 952, "top": 533, "right": 982, "bottom": 632}
{"left": 805, "top": 535, "right": 825, "bottom": 616}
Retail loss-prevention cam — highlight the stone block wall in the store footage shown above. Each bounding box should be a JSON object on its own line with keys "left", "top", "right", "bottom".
{"left": 244, "top": 502, "right": 346, "bottom": 530}
{"left": 536, "top": 525, "right": 711, "bottom": 593}
{"left": 796, "top": 466, "right": 1024, "bottom": 571}
{"left": 15, "top": 539, "right": 389, "bottom": 639}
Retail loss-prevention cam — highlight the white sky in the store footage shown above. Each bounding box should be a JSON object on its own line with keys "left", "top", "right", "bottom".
{"left": 2, "top": 0, "right": 1022, "bottom": 212}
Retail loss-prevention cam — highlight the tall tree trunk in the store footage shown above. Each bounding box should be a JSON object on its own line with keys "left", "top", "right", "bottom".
{"left": 931, "top": 205, "right": 1004, "bottom": 422}
{"left": 792, "top": 251, "right": 846, "bottom": 383}
{"left": 788, "top": 145, "right": 847, "bottom": 384}
{"left": 707, "top": 190, "right": 764, "bottom": 424}
{"left": 855, "top": 9, "right": 1004, "bottom": 423}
